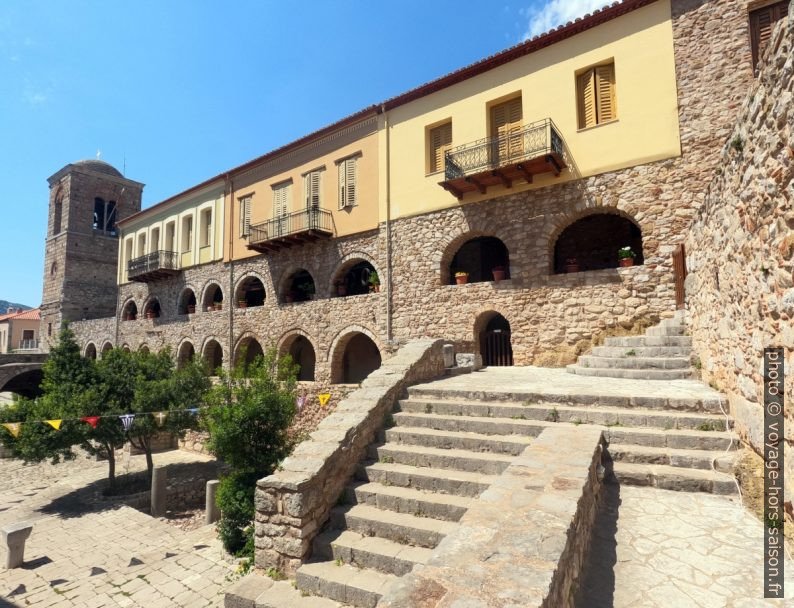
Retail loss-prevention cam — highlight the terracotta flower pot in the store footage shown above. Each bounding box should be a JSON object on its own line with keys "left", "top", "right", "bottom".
{"left": 455, "top": 275, "right": 468, "bottom": 285}
{"left": 187, "top": 305, "right": 195, "bottom": 314}
{"left": 565, "top": 264, "right": 580, "bottom": 273}
{"left": 146, "top": 312, "right": 156, "bottom": 319}
{"left": 237, "top": 301, "right": 247, "bottom": 309}
{"left": 619, "top": 258, "right": 634, "bottom": 268}
{"left": 492, "top": 269, "right": 506, "bottom": 282}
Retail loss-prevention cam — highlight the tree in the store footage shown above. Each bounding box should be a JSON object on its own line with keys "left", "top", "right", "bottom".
{"left": 203, "top": 346, "right": 298, "bottom": 554}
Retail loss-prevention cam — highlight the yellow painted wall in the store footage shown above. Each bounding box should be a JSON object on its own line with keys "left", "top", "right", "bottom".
{"left": 382, "top": 0, "right": 680, "bottom": 220}
{"left": 0, "top": 317, "right": 39, "bottom": 353}
{"left": 226, "top": 130, "right": 379, "bottom": 262}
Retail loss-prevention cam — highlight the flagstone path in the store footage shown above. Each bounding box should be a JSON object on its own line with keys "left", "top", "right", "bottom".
{"left": 0, "top": 449, "right": 238, "bottom": 607}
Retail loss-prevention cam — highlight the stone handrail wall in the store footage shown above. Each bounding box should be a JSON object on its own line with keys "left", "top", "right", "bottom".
{"left": 254, "top": 338, "right": 446, "bottom": 574}
{"left": 378, "top": 426, "right": 605, "bottom": 608}
{"left": 684, "top": 5, "right": 793, "bottom": 508}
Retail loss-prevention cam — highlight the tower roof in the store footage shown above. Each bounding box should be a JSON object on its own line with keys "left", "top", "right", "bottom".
{"left": 72, "top": 159, "right": 124, "bottom": 178}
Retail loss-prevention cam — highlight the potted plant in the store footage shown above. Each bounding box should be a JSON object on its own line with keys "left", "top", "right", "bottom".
{"left": 336, "top": 281, "right": 348, "bottom": 297}
{"left": 565, "top": 258, "right": 580, "bottom": 273}
{"left": 145, "top": 310, "right": 156, "bottom": 320}
{"left": 455, "top": 271, "right": 469, "bottom": 285}
{"left": 618, "top": 247, "right": 636, "bottom": 268}
{"left": 492, "top": 265, "right": 507, "bottom": 282}
{"left": 187, "top": 304, "right": 196, "bottom": 314}
{"left": 369, "top": 271, "right": 381, "bottom": 293}
{"left": 125, "top": 313, "right": 136, "bottom": 321}
{"left": 214, "top": 302, "right": 223, "bottom": 311}
{"left": 237, "top": 299, "right": 247, "bottom": 309}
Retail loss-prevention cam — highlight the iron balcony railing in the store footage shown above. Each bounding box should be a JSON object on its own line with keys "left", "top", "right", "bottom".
{"left": 444, "top": 118, "right": 565, "bottom": 181}
{"left": 127, "top": 250, "right": 179, "bottom": 279}
{"left": 248, "top": 207, "right": 333, "bottom": 245}
{"left": 16, "top": 339, "right": 39, "bottom": 351}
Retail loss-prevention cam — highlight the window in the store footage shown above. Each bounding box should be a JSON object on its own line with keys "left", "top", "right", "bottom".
{"left": 124, "top": 239, "right": 133, "bottom": 274}
{"left": 428, "top": 122, "right": 452, "bottom": 174}
{"left": 164, "top": 221, "right": 176, "bottom": 251}
{"left": 750, "top": 1, "right": 787, "bottom": 73}
{"left": 577, "top": 62, "right": 616, "bottom": 129}
{"left": 92, "top": 198, "right": 117, "bottom": 235}
{"left": 53, "top": 194, "right": 63, "bottom": 235}
{"left": 239, "top": 196, "right": 252, "bottom": 236}
{"left": 304, "top": 170, "right": 322, "bottom": 210}
{"left": 137, "top": 233, "right": 147, "bottom": 256}
{"left": 151, "top": 227, "right": 160, "bottom": 251}
{"left": 199, "top": 208, "right": 212, "bottom": 248}
{"left": 182, "top": 216, "right": 193, "bottom": 253}
{"left": 274, "top": 182, "right": 290, "bottom": 218}
{"left": 338, "top": 157, "right": 357, "bottom": 209}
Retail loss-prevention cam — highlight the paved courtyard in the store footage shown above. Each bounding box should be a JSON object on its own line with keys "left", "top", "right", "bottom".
{"left": 0, "top": 449, "right": 238, "bottom": 607}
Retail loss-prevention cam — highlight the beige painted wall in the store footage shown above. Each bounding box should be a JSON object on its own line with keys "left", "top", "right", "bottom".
{"left": 0, "top": 317, "right": 39, "bottom": 353}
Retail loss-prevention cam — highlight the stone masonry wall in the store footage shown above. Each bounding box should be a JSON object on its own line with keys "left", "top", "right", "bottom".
{"left": 685, "top": 5, "right": 794, "bottom": 510}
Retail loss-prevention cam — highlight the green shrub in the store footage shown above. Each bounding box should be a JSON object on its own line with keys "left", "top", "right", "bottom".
{"left": 216, "top": 470, "right": 258, "bottom": 555}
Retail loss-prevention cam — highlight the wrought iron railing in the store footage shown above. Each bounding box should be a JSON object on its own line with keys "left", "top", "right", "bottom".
{"left": 248, "top": 207, "right": 333, "bottom": 244}
{"left": 127, "top": 250, "right": 179, "bottom": 278}
{"left": 444, "top": 118, "right": 564, "bottom": 180}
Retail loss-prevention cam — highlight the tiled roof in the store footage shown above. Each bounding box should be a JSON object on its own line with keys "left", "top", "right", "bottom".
{"left": 0, "top": 308, "right": 40, "bottom": 322}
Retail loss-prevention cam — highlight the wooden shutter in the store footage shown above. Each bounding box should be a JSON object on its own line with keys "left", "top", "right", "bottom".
{"left": 239, "top": 197, "right": 251, "bottom": 236}
{"left": 595, "top": 63, "right": 616, "bottom": 123}
{"left": 274, "top": 185, "right": 288, "bottom": 217}
{"left": 305, "top": 171, "right": 321, "bottom": 209}
{"left": 577, "top": 69, "right": 597, "bottom": 128}
{"left": 430, "top": 122, "right": 452, "bottom": 173}
{"left": 491, "top": 98, "right": 523, "bottom": 161}
{"left": 339, "top": 158, "right": 356, "bottom": 208}
{"left": 750, "top": 1, "right": 787, "bottom": 72}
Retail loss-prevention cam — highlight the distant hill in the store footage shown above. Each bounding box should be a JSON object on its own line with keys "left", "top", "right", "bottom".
{"left": 0, "top": 301, "right": 32, "bottom": 315}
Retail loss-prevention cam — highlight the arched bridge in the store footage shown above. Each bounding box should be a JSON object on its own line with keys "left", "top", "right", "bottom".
{"left": 0, "top": 353, "right": 47, "bottom": 399}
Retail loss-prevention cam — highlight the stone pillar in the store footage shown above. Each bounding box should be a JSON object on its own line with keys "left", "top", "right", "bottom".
{"left": 151, "top": 466, "right": 167, "bottom": 517}
{"left": 205, "top": 479, "right": 220, "bottom": 525}
{"left": 2, "top": 522, "right": 32, "bottom": 569}
{"left": 442, "top": 343, "right": 455, "bottom": 368}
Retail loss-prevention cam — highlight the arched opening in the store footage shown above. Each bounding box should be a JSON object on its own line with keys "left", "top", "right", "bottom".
{"left": 122, "top": 301, "right": 138, "bottom": 321}
{"left": 1, "top": 368, "right": 44, "bottom": 399}
{"left": 203, "top": 284, "right": 224, "bottom": 312}
{"left": 178, "top": 288, "right": 197, "bottom": 315}
{"left": 53, "top": 192, "right": 63, "bottom": 235}
{"left": 203, "top": 339, "right": 224, "bottom": 375}
{"left": 333, "top": 333, "right": 382, "bottom": 384}
{"left": 553, "top": 213, "right": 644, "bottom": 274}
{"left": 333, "top": 260, "right": 378, "bottom": 297}
{"left": 139, "top": 345, "right": 150, "bottom": 354}
{"left": 177, "top": 341, "right": 195, "bottom": 369}
{"left": 121, "top": 344, "right": 131, "bottom": 353}
{"left": 235, "top": 336, "right": 264, "bottom": 368}
{"left": 143, "top": 299, "right": 161, "bottom": 319}
{"left": 101, "top": 342, "right": 113, "bottom": 356}
{"left": 282, "top": 269, "right": 316, "bottom": 303}
{"left": 84, "top": 343, "right": 97, "bottom": 360}
{"left": 476, "top": 313, "right": 513, "bottom": 367}
{"left": 448, "top": 237, "right": 510, "bottom": 284}
{"left": 236, "top": 276, "right": 266, "bottom": 308}
{"left": 286, "top": 335, "right": 316, "bottom": 381}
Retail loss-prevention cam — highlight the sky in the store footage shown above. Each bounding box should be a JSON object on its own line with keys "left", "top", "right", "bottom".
{"left": 0, "top": 0, "right": 609, "bottom": 307}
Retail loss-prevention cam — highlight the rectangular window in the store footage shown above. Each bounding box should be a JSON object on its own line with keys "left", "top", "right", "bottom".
{"left": 490, "top": 97, "right": 523, "bottom": 162}
{"left": 273, "top": 182, "right": 290, "bottom": 218}
{"left": 750, "top": 1, "right": 787, "bottom": 73}
{"left": 239, "top": 196, "right": 252, "bottom": 237}
{"left": 164, "top": 221, "right": 175, "bottom": 251}
{"left": 137, "top": 233, "right": 146, "bottom": 257}
{"left": 199, "top": 208, "right": 212, "bottom": 247}
{"left": 428, "top": 122, "right": 452, "bottom": 174}
{"left": 182, "top": 216, "right": 193, "bottom": 253}
{"left": 150, "top": 227, "right": 160, "bottom": 251}
{"left": 22, "top": 330, "right": 34, "bottom": 341}
{"left": 577, "top": 62, "right": 616, "bottom": 129}
{"left": 338, "top": 157, "right": 357, "bottom": 209}
{"left": 304, "top": 170, "right": 321, "bottom": 210}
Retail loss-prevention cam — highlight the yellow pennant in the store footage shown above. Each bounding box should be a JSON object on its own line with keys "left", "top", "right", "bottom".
{"left": 45, "top": 419, "right": 62, "bottom": 431}
{"left": 318, "top": 393, "right": 331, "bottom": 407}
{"left": 2, "top": 422, "right": 21, "bottom": 438}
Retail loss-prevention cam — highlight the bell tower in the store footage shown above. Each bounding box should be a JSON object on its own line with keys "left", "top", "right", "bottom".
{"left": 40, "top": 160, "right": 144, "bottom": 351}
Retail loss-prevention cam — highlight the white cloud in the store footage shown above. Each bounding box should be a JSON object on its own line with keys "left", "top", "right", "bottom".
{"left": 521, "top": 0, "right": 610, "bottom": 40}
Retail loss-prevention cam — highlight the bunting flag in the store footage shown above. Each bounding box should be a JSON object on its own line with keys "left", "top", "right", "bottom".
{"left": 296, "top": 396, "right": 306, "bottom": 410}
{"left": 154, "top": 412, "right": 168, "bottom": 427}
{"left": 45, "top": 420, "right": 62, "bottom": 431}
{"left": 2, "top": 423, "right": 21, "bottom": 438}
{"left": 81, "top": 416, "right": 100, "bottom": 429}
{"left": 119, "top": 414, "right": 135, "bottom": 432}
{"left": 318, "top": 393, "right": 331, "bottom": 407}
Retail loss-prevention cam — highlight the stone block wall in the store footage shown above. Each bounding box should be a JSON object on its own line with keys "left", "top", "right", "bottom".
{"left": 684, "top": 5, "right": 794, "bottom": 508}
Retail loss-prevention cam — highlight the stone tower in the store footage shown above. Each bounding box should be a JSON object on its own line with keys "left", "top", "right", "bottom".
{"left": 40, "top": 160, "right": 144, "bottom": 351}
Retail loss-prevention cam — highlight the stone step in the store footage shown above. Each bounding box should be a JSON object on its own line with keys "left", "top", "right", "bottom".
{"left": 576, "top": 355, "right": 690, "bottom": 370}
{"left": 566, "top": 365, "right": 694, "bottom": 380}
{"left": 445, "top": 366, "right": 473, "bottom": 377}
{"left": 256, "top": 580, "right": 343, "bottom": 608}
{"left": 659, "top": 316, "right": 685, "bottom": 329}
{"left": 312, "top": 529, "right": 431, "bottom": 576}
{"left": 329, "top": 504, "right": 455, "bottom": 549}
{"left": 296, "top": 561, "right": 397, "bottom": 608}
{"left": 345, "top": 481, "right": 472, "bottom": 521}
{"left": 611, "top": 461, "right": 738, "bottom": 495}
{"left": 392, "top": 411, "right": 544, "bottom": 437}
{"left": 368, "top": 442, "right": 514, "bottom": 475}
{"left": 645, "top": 324, "right": 686, "bottom": 337}
{"left": 397, "top": 400, "right": 728, "bottom": 431}
{"left": 357, "top": 460, "right": 496, "bottom": 497}
{"left": 606, "top": 426, "right": 738, "bottom": 452}
{"left": 607, "top": 444, "right": 738, "bottom": 472}
{"left": 591, "top": 345, "right": 691, "bottom": 357}
{"left": 604, "top": 335, "right": 692, "bottom": 347}
{"left": 384, "top": 425, "right": 531, "bottom": 455}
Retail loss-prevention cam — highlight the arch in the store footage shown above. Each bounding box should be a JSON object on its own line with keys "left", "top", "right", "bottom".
{"left": 101, "top": 341, "right": 113, "bottom": 356}
{"left": 202, "top": 282, "right": 224, "bottom": 312}
{"left": 281, "top": 268, "right": 316, "bottom": 303}
{"left": 143, "top": 297, "right": 161, "bottom": 319}
{"left": 329, "top": 327, "right": 382, "bottom": 384}
{"left": 202, "top": 338, "right": 224, "bottom": 374}
{"left": 446, "top": 235, "right": 510, "bottom": 285}
{"left": 176, "top": 340, "right": 195, "bottom": 369}
{"left": 235, "top": 274, "right": 266, "bottom": 308}
{"left": 121, "top": 299, "right": 138, "bottom": 321}
{"left": 281, "top": 333, "right": 317, "bottom": 381}
{"left": 84, "top": 343, "right": 97, "bottom": 360}
{"left": 330, "top": 256, "right": 380, "bottom": 297}
{"left": 139, "top": 344, "right": 150, "bottom": 354}
{"left": 551, "top": 211, "right": 644, "bottom": 274}
{"left": 0, "top": 367, "right": 44, "bottom": 399}
{"left": 234, "top": 334, "right": 265, "bottom": 368}
{"left": 474, "top": 311, "right": 514, "bottom": 367}
{"left": 121, "top": 344, "right": 131, "bottom": 353}
{"left": 178, "top": 288, "right": 197, "bottom": 315}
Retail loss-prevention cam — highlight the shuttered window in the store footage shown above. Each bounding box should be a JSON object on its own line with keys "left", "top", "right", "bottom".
{"left": 577, "top": 62, "right": 616, "bottom": 129}
{"left": 338, "top": 157, "right": 357, "bottom": 209}
{"left": 429, "top": 122, "right": 452, "bottom": 173}
{"left": 239, "top": 196, "right": 251, "bottom": 237}
{"left": 304, "top": 170, "right": 322, "bottom": 209}
{"left": 491, "top": 97, "right": 523, "bottom": 160}
{"left": 273, "top": 183, "right": 290, "bottom": 217}
{"left": 750, "top": 1, "right": 787, "bottom": 73}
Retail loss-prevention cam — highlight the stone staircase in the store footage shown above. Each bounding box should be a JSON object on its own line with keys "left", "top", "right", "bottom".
{"left": 567, "top": 311, "right": 695, "bottom": 380}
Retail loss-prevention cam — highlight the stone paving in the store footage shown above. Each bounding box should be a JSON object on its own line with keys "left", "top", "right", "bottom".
{"left": 0, "top": 449, "right": 238, "bottom": 607}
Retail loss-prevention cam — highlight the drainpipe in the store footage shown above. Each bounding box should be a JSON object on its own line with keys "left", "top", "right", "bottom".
{"left": 226, "top": 174, "right": 234, "bottom": 378}
{"left": 381, "top": 104, "right": 393, "bottom": 343}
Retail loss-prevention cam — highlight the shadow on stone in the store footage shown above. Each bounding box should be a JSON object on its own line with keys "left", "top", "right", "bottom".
{"left": 89, "top": 566, "right": 106, "bottom": 576}
{"left": 49, "top": 579, "right": 68, "bottom": 587}
{"left": 22, "top": 556, "right": 52, "bottom": 570}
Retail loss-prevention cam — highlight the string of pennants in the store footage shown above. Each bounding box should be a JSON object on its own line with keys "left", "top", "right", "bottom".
{"left": 1, "top": 392, "right": 333, "bottom": 439}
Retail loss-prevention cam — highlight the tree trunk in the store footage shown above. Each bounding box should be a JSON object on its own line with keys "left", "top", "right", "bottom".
{"left": 107, "top": 444, "right": 116, "bottom": 492}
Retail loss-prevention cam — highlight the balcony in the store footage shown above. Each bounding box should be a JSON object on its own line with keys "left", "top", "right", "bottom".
{"left": 127, "top": 250, "right": 180, "bottom": 282}
{"left": 15, "top": 339, "right": 39, "bottom": 352}
{"left": 439, "top": 118, "right": 567, "bottom": 199}
{"left": 247, "top": 207, "right": 333, "bottom": 253}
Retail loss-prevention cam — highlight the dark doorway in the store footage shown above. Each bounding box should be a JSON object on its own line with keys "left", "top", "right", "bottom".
{"left": 479, "top": 314, "right": 513, "bottom": 367}
{"left": 288, "top": 336, "right": 316, "bottom": 381}
{"left": 554, "top": 214, "right": 643, "bottom": 274}
{"left": 449, "top": 237, "right": 510, "bottom": 284}
{"left": 340, "top": 333, "right": 381, "bottom": 383}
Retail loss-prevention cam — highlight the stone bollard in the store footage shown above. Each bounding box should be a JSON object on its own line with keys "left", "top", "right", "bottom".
{"left": 205, "top": 479, "right": 220, "bottom": 525}
{"left": 151, "top": 466, "right": 167, "bottom": 517}
{"left": 2, "top": 522, "right": 32, "bottom": 569}
{"left": 442, "top": 343, "right": 455, "bottom": 368}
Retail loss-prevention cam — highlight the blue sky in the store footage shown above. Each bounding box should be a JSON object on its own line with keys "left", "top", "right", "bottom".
{"left": 0, "top": 0, "right": 605, "bottom": 307}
